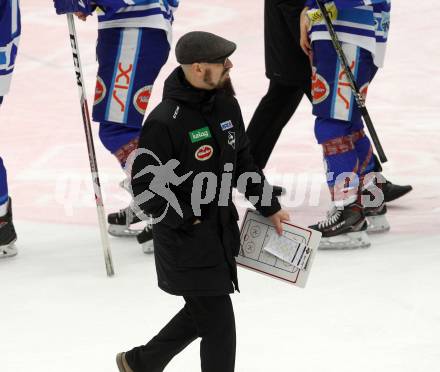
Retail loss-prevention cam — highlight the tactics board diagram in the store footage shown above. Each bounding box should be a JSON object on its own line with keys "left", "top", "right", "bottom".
{"left": 236, "top": 209, "right": 322, "bottom": 288}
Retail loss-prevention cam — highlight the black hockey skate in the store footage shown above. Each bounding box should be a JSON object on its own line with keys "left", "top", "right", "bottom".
{"left": 137, "top": 224, "right": 154, "bottom": 254}
{"left": 382, "top": 180, "right": 412, "bottom": 203}
{"left": 365, "top": 203, "right": 390, "bottom": 233}
{"left": 107, "top": 206, "right": 143, "bottom": 237}
{"left": 361, "top": 174, "right": 391, "bottom": 233}
{"left": 0, "top": 198, "right": 18, "bottom": 258}
{"left": 310, "top": 202, "right": 370, "bottom": 249}
{"left": 273, "top": 185, "right": 286, "bottom": 197}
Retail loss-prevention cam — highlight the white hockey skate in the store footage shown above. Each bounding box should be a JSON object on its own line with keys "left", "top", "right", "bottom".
{"left": 310, "top": 203, "right": 371, "bottom": 250}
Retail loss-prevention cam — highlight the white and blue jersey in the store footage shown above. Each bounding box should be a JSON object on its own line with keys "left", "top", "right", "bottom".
{"left": 0, "top": 0, "right": 20, "bottom": 98}
{"left": 305, "top": 0, "right": 390, "bottom": 67}
{"left": 90, "top": 0, "right": 177, "bottom": 165}
{"left": 94, "top": 0, "right": 178, "bottom": 45}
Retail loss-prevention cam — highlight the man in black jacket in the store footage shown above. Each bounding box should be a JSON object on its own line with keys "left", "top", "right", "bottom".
{"left": 246, "top": 0, "right": 412, "bottom": 203}
{"left": 116, "top": 31, "right": 289, "bottom": 372}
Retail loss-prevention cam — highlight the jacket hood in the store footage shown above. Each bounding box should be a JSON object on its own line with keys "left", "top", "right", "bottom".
{"left": 162, "top": 67, "right": 217, "bottom": 109}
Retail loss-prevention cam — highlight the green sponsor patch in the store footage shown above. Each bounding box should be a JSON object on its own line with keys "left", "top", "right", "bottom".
{"left": 189, "top": 126, "right": 212, "bottom": 143}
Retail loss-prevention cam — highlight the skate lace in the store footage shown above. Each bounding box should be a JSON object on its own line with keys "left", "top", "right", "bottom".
{"left": 317, "top": 209, "right": 342, "bottom": 229}
{"left": 117, "top": 208, "right": 128, "bottom": 218}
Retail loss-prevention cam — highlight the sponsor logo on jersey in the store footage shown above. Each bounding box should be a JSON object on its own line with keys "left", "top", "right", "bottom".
{"left": 307, "top": 3, "right": 338, "bottom": 25}
{"left": 312, "top": 67, "right": 330, "bottom": 104}
{"left": 189, "top": 127, "right": 212, "bottom": 143}
{"left": 227, "top": 131, "right": 235, "bottom": 149}
{"left": 112, "top": 62, "right": 133, "bottom": 114}
{"left": 133, "top": 85, "right": 152, "bottom": 115}
{"left": 220, "top": 120, "right": 233, "bottom": 131}
{"left": 195, "top": 145, "right": 213, "bottom": 161}
{"left": 94, "top": 76, "right": 106, "bottom": 105}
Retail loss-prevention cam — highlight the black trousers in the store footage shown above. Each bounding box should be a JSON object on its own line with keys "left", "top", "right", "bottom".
{"left": 246, "top": 80, "right": 312, "bottom": 170}
{"left": 125, "top": 295, "right": 236, "bottom": 372}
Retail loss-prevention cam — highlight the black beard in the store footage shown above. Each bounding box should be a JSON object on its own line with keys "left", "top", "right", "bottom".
{"left": 203, "top": 69, "right": 236, "bottom": 96}
{"left": 218, "top": 77, "right": 236, "bottom": 97}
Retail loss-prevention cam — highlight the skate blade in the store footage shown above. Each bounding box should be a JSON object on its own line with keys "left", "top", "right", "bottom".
{"left": 366, "top": 215, "right": 390, "bottom": 234}
{"left": 1, "top": 239, "right": 18, "bottom": 258}
{"left": 142, "top": 240, "right": 154, "bottom": 254}
{"left": 319, "top": 231, "right": 371, "bottom": 250}
{"left": 108, "top": 225, "right": 143, "bottom": 237}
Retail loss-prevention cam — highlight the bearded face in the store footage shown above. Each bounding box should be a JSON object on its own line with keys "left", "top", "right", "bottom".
{"left": 203, "top": 67, "right": 236, "bottom": 96}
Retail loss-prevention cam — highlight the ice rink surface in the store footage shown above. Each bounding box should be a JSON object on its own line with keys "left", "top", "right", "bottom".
{"left": 1, "top": 1, "right": 439, "bottom": 371}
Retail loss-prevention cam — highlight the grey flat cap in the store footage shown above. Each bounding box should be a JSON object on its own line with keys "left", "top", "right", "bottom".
{"left": 175, "top": 31, "right": 237, "bottom": 64}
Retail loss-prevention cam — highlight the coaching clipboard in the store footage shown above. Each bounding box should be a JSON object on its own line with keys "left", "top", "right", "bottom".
{"left": 236, "top": 209, "right": 321, "bottom": 288}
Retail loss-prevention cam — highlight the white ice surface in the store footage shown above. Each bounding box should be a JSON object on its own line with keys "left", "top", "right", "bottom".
{"left": 1, "top": 0, "right": 440, "bottom": 371}
{"left": 1, "top": 222, "right": 440, "bottom": 372}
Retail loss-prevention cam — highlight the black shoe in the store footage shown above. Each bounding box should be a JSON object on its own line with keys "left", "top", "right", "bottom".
{"left": 0, "top": 198, "right": 18, "bottom": 258}
{"left": 273, "top": 185, "right": 286, "bottom": 197}
{"left": 137, "top": 224, "right": 154, "bottom": 254}
{"left": 116, "top": 352, "right": 134, "bottom": 372}
{"left": 382, "top": 180, "right": 412, "bottom": 203}
{"left": 107, "top": 207, "right": 143, "bottom": 237}
{"left": 310, "top": 203, "right": 370, "bottom": 249}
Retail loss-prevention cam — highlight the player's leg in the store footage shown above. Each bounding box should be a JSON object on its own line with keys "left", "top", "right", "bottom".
{"left": 352, "top": 126, "right": 390, "bottom": 233}
{"left": 92, "top": 27, "right": 170, "bottom": 241}
{"left": 0, "top": 157, "right": 17, "bottom": 258}
{"left": 348, "top": 56, "right": 390, "bottom": 233}
{"left": 308, "top": 41, "right": 370, "bottom": 249}
{"left": 310, "top": 117, "right": 370, "bottom": 249}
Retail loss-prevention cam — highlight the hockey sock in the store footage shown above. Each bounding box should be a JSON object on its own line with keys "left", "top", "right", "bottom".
{"left": 0, "top": 157, "right": 8, "bottom": 217}
{"left": 322, "top": 137, "right": 360, "bottom": 206}
{"left": 98, "top": 121, "right": 141, "bottom": 167}
{"left": 352, "top": 129, "right": 375, "bottom": 177}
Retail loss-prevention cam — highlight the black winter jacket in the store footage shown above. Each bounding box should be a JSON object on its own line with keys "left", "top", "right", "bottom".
{"left": 264, "top": 0, "right": 311, "bottom": 86}
{"left": 131, "top": 68, "right": 281, "bottom": 296}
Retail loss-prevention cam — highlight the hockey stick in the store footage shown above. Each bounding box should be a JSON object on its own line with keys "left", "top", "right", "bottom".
{"left": 66, "top": 14, "right": 115, "bottom": 276}
{"left": 315, "top": 0, "right": 388, "bottom": 163}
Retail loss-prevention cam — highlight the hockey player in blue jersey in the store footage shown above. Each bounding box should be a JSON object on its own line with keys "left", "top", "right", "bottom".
{"left": 300, "top": 0, "right": 392, "bottom": 249}
{"left": 0, "top": 0, "right": 20, "bottom": 258}
{"left": 53, "top": 0, "right": 179, "bottom": 251}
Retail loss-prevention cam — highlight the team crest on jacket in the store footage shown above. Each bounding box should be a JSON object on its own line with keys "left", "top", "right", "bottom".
{"left": 227, "top": 131, "right": 236, "bottom": 149}
{"left": 220, "top": 120, "right": 233, "bottom": 131}
{"left": 311, "top": 67, "right": 330, "bottom": 104}
{"left": 195, "top": 145, "right": 213, "bottom": 161}
{"left": 133, "top": 85, "right": 152, "bottom": 115}
{"left": 94, "top": 76, "right": 106, "bottom": 105}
